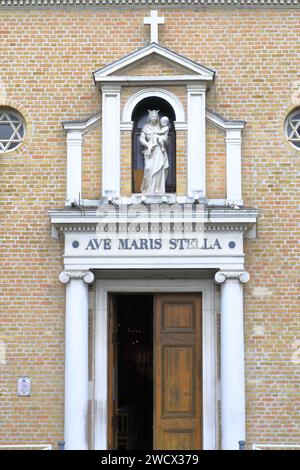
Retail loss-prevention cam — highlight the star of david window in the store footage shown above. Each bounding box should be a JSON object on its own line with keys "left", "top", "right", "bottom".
{"left": 286, "top": 109, "right": 300, "bottom": 149}
{"left": 0, "top": 109, "right": 25, "bottom": 152}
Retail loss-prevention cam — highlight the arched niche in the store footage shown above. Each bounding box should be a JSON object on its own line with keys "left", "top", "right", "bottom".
{"left": 132, "top": 97, "right": 176, "bottom": 193}
{"left": 122, "top": 88, "right": 185, "bottom": 123}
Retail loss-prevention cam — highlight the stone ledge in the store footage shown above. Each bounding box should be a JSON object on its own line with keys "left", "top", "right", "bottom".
{"left": 0, "top": 0, "right": 299, "bottom": 9}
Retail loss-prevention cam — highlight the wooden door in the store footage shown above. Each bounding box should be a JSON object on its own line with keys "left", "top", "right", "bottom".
{"left": 154, "top": 294, "right": 202, "bottom": 450}
{"left": 108, "top": 294, "right": 118, "bottom": 450}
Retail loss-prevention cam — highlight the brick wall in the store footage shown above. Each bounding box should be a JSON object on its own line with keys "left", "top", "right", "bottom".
{"left": 206, "top": 124, "right": 226, "bottom": 199}
{"left": 0, "top": 7, "right": 299, "bottom": 448}
{"left": 82, "top": 125, "right": 101, "bottom": 200}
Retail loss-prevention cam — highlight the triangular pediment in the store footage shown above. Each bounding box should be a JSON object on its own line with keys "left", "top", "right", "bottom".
{"left": 114, "top": 53, "right": 195, "bottom": 77}
{"left": 93, "top": 43, "right": 215, "bottom": 85}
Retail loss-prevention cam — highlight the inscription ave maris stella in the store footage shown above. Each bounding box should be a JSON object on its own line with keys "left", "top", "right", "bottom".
{"left": 66, "top": 234, "right": 242, "bottom": 258}
{"left": 85, "top": 237, "right": 223, "bottom": 251}
{"left": 63, "top": 205, "right": 244, "bottom": 259}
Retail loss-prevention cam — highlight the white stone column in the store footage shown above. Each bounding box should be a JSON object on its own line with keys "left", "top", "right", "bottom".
{"left": 225, "top": 129, "right": 243, "bottom": 203}
{"left": 215, "top": 270, "right": 250, "bottom": 450}
{"left": 59, "top": 270, "right": 95, "bottom": 450}
{"left": 102, "top": 85, "right": 121, "bottom": 198}
{"left": 187, "top": 84, "right": 206, "bottom": 199}
{"left": 65, "top": 130, "right": 83, "bottom": 206}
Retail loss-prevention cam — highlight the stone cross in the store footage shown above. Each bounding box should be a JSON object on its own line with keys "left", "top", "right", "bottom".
{"left": 144, "top": 10, "right": 165, "bottom": 44}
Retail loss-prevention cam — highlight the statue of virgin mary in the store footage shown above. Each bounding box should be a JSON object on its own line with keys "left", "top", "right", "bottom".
{"left": 139, "top": 110, "right": 169, "bottom": 194}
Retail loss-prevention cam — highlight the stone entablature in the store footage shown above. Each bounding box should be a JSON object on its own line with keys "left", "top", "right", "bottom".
{"left": 0, "top": 0, "right": 298, "bottom": 8}
{"left": 49, "top": 206, "right": 258, "bottom": 271}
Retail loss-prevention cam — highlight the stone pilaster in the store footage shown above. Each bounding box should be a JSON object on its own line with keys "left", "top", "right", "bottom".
{"left": 59, "top": 270, "right": 94, "bottom": 450}
{"left": 215, "top": 270, "right": 250, "bottom": 450}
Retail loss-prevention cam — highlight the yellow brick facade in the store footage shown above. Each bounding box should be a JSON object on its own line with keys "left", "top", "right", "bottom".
{"left": 82, "top": 125, "right": 102, "bottom": 199}
{"left": 0, "top": 6, "right": 299, "bottom": 450}
{"left": 206, "top": 124, "right": 226, "bottom": 199}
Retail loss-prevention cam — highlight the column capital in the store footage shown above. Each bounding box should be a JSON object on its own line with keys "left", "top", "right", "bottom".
{"left": 101, "top": 84, "right": 122, "bottom": 94}
{"left": 186, "top": 83, "right": 207, "bottom": 93}
{"left": 66, "top": 130, "right": 83, "bottom": 143}
{"left": 214, "top": 271, "right": 250, "bottom": 285}
{"left": 59, "top": 270, "right": 95, "bottom": 285}
{"left": 225, "top": 128, "right": 243, "bottom": 143}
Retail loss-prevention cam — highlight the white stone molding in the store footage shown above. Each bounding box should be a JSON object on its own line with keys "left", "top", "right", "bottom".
{"left": 187, "top": 84, "right": 206, "bottom": 199}
{"left": 214, "top": 270, "right": 249, "bottom": 450}
{"left": 214, "top": 271, "right": 227, "bottom": 285}
{"left": 206, "top": 110, "right": 246, "bottom": 132}
{"left": 65, "top": 131, "right": 83, "bottom": 207}
{"left": 59, "top": 269, "right": 94, "bottom": 450}
{"left": 214, "top": 270, "right": 250, "bottom": 284}
{"left": 50, "top": 207, "right": 258, "bottom": 223}
{"left": 94, "top": 43, "right": 215, "bottom": 86}
{"left": 238, "top": 271, "right": 250, "bottom": 283}
{"left": 206, "top": 110, "right": 246, "bottom": 205}
{"left": 63, "top": 113, "right": 101, "bottom": 136}
{"left": 174, "top": 121, "right": 188, "bottom": 131}
{"left": 49, "top": 207, "right": 259, "bottom": 256}
{"left": 59, "top": 270, "right": 95, "bottom": 284}
{"left": 122, "top": 88, "right": 185, "bottom": 123}
{"left": 59, "top": 271, "right": 71, "bottom": 284}
{"left": 120, "top": 121, "right": 133, "bottom": 131}
{"left": 83, "top": 271, "right": 95, "bottom": 284}
{"left": 94, "top": 278, "right": 217, "bottom": 450}
{"left": 0, "top": 0, "right": 298, "bottom": 7}
{"left": 101, "top": 85, "right": 121, "bottom": 198}
{"left": 63, "top": 113, "right": 101, "bottom": 206}
{"left": 226, "top": 130, "right": 243, "bottom": 203}
{"left": 77, "top": 196, "right": 256, "bottom": 212}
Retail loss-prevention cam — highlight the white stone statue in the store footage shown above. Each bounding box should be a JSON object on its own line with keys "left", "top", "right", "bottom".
{"left": 140, "top": 110, "right": 170, "bottom": 194}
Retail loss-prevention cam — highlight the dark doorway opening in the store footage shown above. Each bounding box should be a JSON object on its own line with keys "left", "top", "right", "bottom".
{"left": 116, "top": 294, "right": 153, "bottom": 450}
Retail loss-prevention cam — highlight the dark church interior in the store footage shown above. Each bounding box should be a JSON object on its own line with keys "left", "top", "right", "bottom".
{"left": 116, "top": 294, "right": 154, "bottom": 450}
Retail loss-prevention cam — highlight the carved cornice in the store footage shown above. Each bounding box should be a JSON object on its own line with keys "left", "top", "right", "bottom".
{"left": 214, "top": 270, "right": 250, "bottom": 284}
{"left": 56, "top": 222, "right": 250, "bottom": 233}
{"left": 0, "top": 0, "right": 298, "bottom": 8}
{"left": 49, "top": 207, "right": 258, "bottom": 235}
{"left": 63, "top": 113, "right": 101, "bottom": 136}
{"left": 206, "top": 109, "right": 246, "bottom": 132}
{"left": 59, "top": 270, "right": 95, "bottom": 284}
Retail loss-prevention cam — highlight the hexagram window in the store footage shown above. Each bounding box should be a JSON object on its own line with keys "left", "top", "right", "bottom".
{"left": 285, "top": 109, "right": 300, "bottom": 150}
{"left": 0, "top": 109, "right": 25, "bottom": 152}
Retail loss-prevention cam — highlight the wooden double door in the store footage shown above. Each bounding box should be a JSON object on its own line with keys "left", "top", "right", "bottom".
{"left": 108, "top": 293, "right": 202, "bottom": 450}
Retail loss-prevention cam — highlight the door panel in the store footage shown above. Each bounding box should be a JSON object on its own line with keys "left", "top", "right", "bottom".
{"left": 163, "top": 430, "right": 194, "bottom": 450}
{"left": 163, "top": 347, "right": 194, "bottom": 414}
{"left": 154, "top": 294, "right": 202, "bottom": 450}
